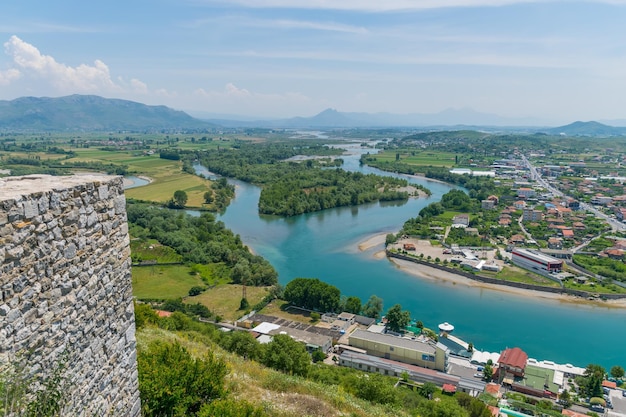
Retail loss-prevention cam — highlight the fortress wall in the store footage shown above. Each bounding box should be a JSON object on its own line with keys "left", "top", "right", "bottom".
{"left": 0, "top": 174, "right": 140, "bottom": 416}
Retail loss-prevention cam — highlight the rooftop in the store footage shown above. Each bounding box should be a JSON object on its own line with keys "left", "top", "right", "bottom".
{"left": 499, "top": 347, "right": 528, "bottom": 369}
{"left": 350, "top": 329, "right": 436, "bottom": 355}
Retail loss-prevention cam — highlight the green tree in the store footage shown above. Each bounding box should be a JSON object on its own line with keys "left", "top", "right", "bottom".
{"left": 134, "top": 302, "right": 159, "bottom": 329}
{"left": 172, "top": 190, "right": 188, "bottom": 208}
{"left": 348, "top": 373, "right": 398, "bottom": 405}
{"left": 239, "top": 297, "right": 249, "bottom": 310}
{"left": 385, "top": 304, "right": 411, "bottom": 333}
{"left": 311, "top": 349, "right": 327, "bottom": 363}
{"left": 419, "top": 382, "right": 437, "bottom": 398}
{"left": 583, "top": 364, "right": 606, "bottom": 397}
{"left": 483, "top": 363, "right": 493, "bottom": 382}
{"left": 138, "top": 341, "right": 227, "bottom": 416}
{"left": 559, "top": 389, "right": 572, "bottom": 408}
{"left": 219, "top": 331, "right": 262, "bottom": 361}
{"left": 344, "top": 296, "right": 362, "bottom": 314}
{"left": 610, "top": 365, "right": 625, "bottom": 379}
{"left": 262, "top": 334, "right": 310, "bottom": 377}
{"left": 363, "top": 295, "right": 383, "bottom": 319}
{"left": 203, "top": 191, "right": 213, "bottom": 204}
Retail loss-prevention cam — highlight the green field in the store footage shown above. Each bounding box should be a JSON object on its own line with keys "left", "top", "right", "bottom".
{"left": 131, "top": 265, "right": 205, "bottom": 299}
{"left": 67, "top": 148, "right": 213, "bottom": 206}
{"left": 189, "top": 284, "right": 272, "bottom": 321}
{"left": 373, "top": 149, "right": 457, "bottom": 168}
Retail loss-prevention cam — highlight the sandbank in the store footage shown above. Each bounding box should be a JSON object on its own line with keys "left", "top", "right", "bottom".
{"left": 357, "top": 233, "right": 388, "bottom": 251}
{"left": 388, "top": 257, "right": 626, "bottom": 309}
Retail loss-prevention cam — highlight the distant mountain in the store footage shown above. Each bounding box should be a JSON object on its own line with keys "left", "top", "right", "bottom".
{"left": 0, "top": 95, "right": 215, "bottom": 131}
{"left": 206, "top": 107, "right": 548, "bottom": 128}
{"left": 542, "top": 121, "right": 626, "bottom": 137}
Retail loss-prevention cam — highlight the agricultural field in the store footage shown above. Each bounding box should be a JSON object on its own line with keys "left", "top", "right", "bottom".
{"left": 370, "top": 149, "right": 457, "bottom": 168}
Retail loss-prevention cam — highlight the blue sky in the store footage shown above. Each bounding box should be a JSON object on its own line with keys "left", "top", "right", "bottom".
{"left": 1, "top": 0, "right": 626, "bottom": 123}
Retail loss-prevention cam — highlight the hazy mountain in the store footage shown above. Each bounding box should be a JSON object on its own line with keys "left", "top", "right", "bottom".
{"left": 542, "top": 121, "right": 626, "bottom": 137}
{"left": 206, "top": 107, "right": 548, "bottom": 128}
{"left": 0, "top": 95, "right": 215, "bottom": 131}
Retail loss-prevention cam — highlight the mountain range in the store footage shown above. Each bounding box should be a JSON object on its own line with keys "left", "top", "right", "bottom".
{"left": 0, "top": 95, "right": 214, "bottom": 131}
{"left": 1, "top": 95, "right": 626, "bottom": 136}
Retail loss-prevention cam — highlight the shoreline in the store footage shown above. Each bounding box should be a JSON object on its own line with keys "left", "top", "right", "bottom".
{"left": 356, "top": 233, "right": 626, "bottom": 309}
{"left": 123, "top": 175, "right": 153, "bottom": 188}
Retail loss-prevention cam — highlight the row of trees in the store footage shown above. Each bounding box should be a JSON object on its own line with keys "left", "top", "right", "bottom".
{"left": 281, "top": 278, "right": 416, "bottom": 334}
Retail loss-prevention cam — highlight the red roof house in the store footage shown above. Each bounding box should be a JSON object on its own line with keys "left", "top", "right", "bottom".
{"left": 498, "top": 347, "right": 528, "bottom": 381}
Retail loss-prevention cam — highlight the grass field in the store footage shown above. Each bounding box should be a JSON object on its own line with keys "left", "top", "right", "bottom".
{"left": 189, "top": 284, "right": 272, "bottom": 321}
{"left": 373, "top": 149, "right": 457, "bottom": 168}
{"left": 130, "top": 239, "right": 183, "bottom": 263}
{"left": 132, "top": 264, "right": 205, "bottom": 299}
{"left": 67, "top": 148, "right": 212, "bottom": 207}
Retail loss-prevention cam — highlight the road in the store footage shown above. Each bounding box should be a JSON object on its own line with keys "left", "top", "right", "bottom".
{"left": 520, "top": 155, "right": 626, "bottom": 233}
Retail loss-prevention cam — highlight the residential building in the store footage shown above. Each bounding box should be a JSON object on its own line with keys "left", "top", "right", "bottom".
{"left": 517, "top": 188, "right": 536, "bottom": 199}
{"left": 482, "top": 199, "right": 496, "bottom": 210}
{"left": 497, "top": 347, "right": 528, "bottom": 383}
{"left": 522, "top": 208, "right": 543, "bottom": 223}
{"left": 452, "top": 213, "right": 470, "bottom": 226}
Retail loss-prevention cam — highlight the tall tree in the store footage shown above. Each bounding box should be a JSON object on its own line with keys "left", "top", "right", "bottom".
{"left": 344, "top": 296, "right": 362, "bottom": 314}
{"left": 262, "top": 334, "right": 310, "bottom": 377}
{"left": 172, "top": 190, "right": 188, "bottom": 208}
{"left": 610, "top": 365, "right": 624, "bottom": 379}
{"left": 385, "top": 304, "right": 410, "bottom": 333}
{"left": 362, "top": 295, "right": 383, "bottom": 319}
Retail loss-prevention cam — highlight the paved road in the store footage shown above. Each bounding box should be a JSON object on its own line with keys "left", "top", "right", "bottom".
{"left": 521, "top": 155, "right": 626, "bottom": 233}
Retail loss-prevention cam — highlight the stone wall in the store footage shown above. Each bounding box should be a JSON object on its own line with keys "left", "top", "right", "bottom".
{"left": 0, "top": 174, "right": 140, "bottom": 416}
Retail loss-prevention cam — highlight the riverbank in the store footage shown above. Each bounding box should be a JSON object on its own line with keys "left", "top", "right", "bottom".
{"left": 123, "top": 175, "right": 153, "bottom": 188}
{"left": 356, "top": 233, "right": 626, "bottom": 309}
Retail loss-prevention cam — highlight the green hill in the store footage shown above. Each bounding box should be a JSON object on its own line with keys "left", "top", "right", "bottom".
{"left": 0, "top": 95, "right": 215, "bottom": 131}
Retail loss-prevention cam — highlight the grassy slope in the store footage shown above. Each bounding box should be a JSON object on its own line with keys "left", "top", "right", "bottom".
{"left": 136, "top": 326, "right": 410, "bottom": 417}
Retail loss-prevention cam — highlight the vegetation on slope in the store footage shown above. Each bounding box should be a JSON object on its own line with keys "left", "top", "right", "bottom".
{"left": 135, "top": 306, "right": 497, "bottom": 417}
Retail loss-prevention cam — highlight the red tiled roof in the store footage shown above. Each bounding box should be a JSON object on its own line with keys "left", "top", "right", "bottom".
{"left": 155, "top": 310, "right": 172, "bottom": 318}
{"left": 485, "top": 383, "right": 500, "bottom": 396}
{"left": 602, "top": 380, "right": 617, "bottom": 389}
{"left": 442, "top": 383, "right": 457, "bottom": 393}
{"left": 562, "top": 229, "right": 574, "bottom": 237}
{"left": 499, "top": 347, "right": 528, "bottom": 369}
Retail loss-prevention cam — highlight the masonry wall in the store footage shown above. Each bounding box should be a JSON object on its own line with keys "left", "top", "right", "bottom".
{"left": 0, "top": 174, "right": 140, "bottom": 416}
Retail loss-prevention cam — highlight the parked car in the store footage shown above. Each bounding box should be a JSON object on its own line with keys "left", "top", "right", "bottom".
{"left": 474, "top": 373, "right": 483, "bottom": 378}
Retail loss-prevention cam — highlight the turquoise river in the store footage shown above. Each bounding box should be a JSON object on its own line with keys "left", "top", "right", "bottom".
{"left": 194, "top": 144, "right": 626, "bottom": 370}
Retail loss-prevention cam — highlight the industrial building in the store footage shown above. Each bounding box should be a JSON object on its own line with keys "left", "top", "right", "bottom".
{"left": 348, "top": 329, "right": 449, "bottom": 372}
{"left": 511, "top": 248, "right": 563, "bottom": 275}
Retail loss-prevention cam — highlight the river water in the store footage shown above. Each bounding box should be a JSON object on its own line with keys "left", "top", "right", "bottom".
{"left": 194, "top": 144, "right": 626, "bottom": 369}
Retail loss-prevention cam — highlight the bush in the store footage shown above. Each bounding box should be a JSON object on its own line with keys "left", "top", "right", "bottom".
{"left": 189, "top": 286, "right": 204, "bottom": 296}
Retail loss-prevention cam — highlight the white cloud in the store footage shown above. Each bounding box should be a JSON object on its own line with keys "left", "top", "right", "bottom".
{"left": 2, "top": 36, "right": 151, "bottom": 96}
{"left": 4, "top": 35, "right": 119, "bottom": 92}
{"left": 130, "top": 78, "right": 148, "bottom": 94}
{"left": 0, "top": 68, "right": 21, "bottom": 85}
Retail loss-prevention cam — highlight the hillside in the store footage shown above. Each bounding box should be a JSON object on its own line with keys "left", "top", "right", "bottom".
{"left": 543, "top": 121, "right": 626, "bottom": 137}
{"left": 0, "top": 95, "right": 215, "bottom": 131}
